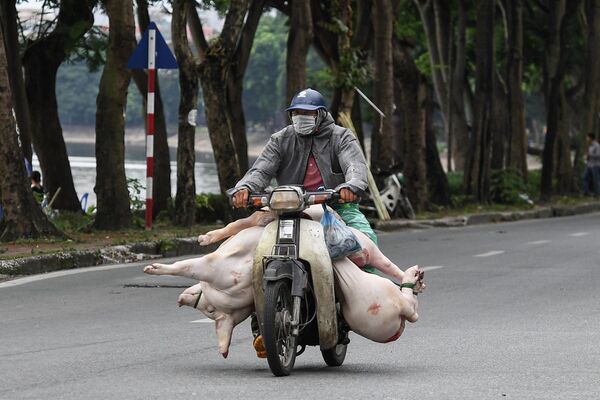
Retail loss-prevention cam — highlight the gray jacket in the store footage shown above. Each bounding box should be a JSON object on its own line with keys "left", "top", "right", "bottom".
{"left": 231, "top": 113, "right": 368, "bottom": 196}
{"left": 587, "top": 141, "right": 600, "bottom": 168}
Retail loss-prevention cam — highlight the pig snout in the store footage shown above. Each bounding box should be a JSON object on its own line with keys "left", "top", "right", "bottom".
{"left": 177, "top": 285, "right": 202, "bottom": 308}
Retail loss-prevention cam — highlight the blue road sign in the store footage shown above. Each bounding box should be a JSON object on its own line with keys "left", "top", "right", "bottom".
{"left": 128, "top": 22, "right": 178, "bottom": 69}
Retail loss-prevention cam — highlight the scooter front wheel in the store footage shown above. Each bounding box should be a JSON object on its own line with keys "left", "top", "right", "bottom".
{"left": 263, "top": 280, "right": 298, "bottom": 376}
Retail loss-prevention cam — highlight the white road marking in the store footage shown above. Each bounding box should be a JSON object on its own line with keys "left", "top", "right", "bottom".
{"left": 569, "top": 232, "right": 589, "bottom": 237}
{"left": 0, "top": 263, "right": 136, "bottom": 289}
{"left": 190, "top": 319, "right": 214, "bottom": 324}
{"left": 0, "top": 255, "right": 189, "bottom": 289}
{"left": 526, "top": 240, "right": 551, "bottom": 245}
{"left": 421, "top": 266, "right": 446, "bottom": 271}
{"left": 474, "top": 250, "right": 505, "bottom": 258}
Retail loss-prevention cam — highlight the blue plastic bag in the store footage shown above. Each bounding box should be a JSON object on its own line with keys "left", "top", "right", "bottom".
{"left": 320, "top": 205, "right": 362, "bottom": 259}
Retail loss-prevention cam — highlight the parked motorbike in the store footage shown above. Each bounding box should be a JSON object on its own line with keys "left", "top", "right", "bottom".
{"left": 246, "top": 186, "right": 349, "bottom": 376}
{"left": 360, "top": 172, "right": 415, "bottom": 219}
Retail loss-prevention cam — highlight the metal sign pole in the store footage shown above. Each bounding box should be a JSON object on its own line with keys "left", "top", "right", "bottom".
{"left": 145, "top": 27, "right": 156, "bottom": 230}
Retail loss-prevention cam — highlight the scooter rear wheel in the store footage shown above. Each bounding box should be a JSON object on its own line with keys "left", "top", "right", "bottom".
{"left": 263, "top": 280, "right": 298, "bottom": 376}
{"left": 321, "top": 343, "right": 347, "bottom": 367}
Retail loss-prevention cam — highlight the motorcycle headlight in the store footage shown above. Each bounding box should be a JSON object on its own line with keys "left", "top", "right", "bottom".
{"left": 269, "top": 189, "right": 303, "bottom": 212}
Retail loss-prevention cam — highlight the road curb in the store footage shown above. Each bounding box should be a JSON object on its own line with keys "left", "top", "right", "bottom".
{"left": 374, "top": 201, "right": 600, "bottom": 231}
{"left": 2, "top": 201, "right": 599, "bottom": 278}
{"left": 0, "top": 237, "right": 220, "bottom": 278}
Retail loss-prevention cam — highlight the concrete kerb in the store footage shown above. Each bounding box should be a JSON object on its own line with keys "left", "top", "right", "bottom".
{"left": 374, "top": 201, "right": 600, "bottom": 231}
{"left": 1, "top": 201, "right": 599, "bottom": 279}
{"left": 0, "top": 237, "right": 221, "bottom": 278}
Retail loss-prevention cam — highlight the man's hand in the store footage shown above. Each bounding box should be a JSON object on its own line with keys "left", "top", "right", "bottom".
{"left": 232, "top": 188, "right": 249, "bottom": 208}
{"left": 339, "top": 187, "right": 358, "bottom": 203}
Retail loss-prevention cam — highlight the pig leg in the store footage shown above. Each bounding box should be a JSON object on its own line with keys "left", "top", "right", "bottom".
{"left": 347, "top": 227, "right": 406, "bottom": 283}
{"left": 198, "top": 210, "right": 275, "bottom": 245}
{"left": 398, "top": 266, "right": 423, "bottom": 323}
{"left": 143, "top": 255, "right": 218, "bottom": 283}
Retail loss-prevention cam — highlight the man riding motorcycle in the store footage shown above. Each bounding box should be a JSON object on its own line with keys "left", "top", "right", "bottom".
{"left": 229, "top": 88, "right": 377, "bottom": 245}
{"left": 228, "top": 88, "right": 378, "bottom": 357}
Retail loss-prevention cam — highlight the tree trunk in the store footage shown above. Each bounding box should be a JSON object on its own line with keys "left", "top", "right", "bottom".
{"left": 464, "top": 0, "right": 495, "bottom": 202}
{"left": 286, "top": 0, "right": 313, "bottom": 102}
{"left": 574, "top": 0, "right": 600, "bottom": 185}
{"left": 414, "top": 0, "right": 449, "bottom": 130}
{"left": 371, "top": 0, "right": 395, "bottom": 175}
{"left": 227, "top": 0, "right": 265, "bottom": 173}
{"left": 425, "top": 87, "right": 451, "bottom": 206}
{"left": 171, "top": 0, "right": 198, "bottom": 226}
{"left": 0, "top": 26, "right": 62, "bottom": 241}
{"left": 132, "top": 0, "right": 171, "bottom": 217}
{"left": 393, "top": 39, "right": 428, "bottom": 212}
{"left": 554, "top": 87, "right": 574, "bottom": 194}
{"left": 540, "top": 0, "right": 582, "bottom": 199}
{"left": 198, "top": 0, "right": 250, "bottom": 193}
{"left": 22, "top": 0, "right": 95, "bottom": 211}
{"left": 505, "top": 0, "right": 528, "bottom": 179}
{"left": 448, "top": 0, "right": 469, "bottom": 171}
{"left": 491, "top": 73, "right": 507, "bottom": 171}
{"left": 0, "top": 0, "right": 33, "bottom": 163}
{"left": 94, "top": 0, "right": 136, "bottom": 229}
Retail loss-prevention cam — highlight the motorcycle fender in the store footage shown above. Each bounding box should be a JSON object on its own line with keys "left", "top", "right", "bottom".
{"left": 252, "top": 219, "right": 338, "bottom": 350}
{"left": 298, "top": 219, "right": 338, "bottom": 350}
{"left": 252, "top": 220, "right": 278, "bottom": 333}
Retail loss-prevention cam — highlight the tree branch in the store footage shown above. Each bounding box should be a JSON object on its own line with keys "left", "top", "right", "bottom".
{"left": 234, "top": 0, "right": 265, "bottom": 79}
{"left": 186, "top": 0, "right": 207, "bottom": 62}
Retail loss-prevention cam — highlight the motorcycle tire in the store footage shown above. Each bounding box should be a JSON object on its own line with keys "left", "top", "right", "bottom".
{"left": 396, "top": 190, "right": 416, "bottom": 220}
{"left": 321, "top": 343, "right": 347, "bottom": 367}
{"left": 263, "top": 279, "right": 298, "bottom": 376}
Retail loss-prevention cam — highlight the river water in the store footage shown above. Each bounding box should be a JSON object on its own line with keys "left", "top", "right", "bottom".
{"left": 31, "top": 155, "right": 220, "bottom": 211}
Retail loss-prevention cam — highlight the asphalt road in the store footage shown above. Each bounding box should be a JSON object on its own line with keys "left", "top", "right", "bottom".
{"left": 1, "top": 213, "right": 599, "bottom": 399}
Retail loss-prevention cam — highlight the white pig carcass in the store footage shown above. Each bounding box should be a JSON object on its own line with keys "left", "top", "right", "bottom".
{"left": 144, "top": 207, "right": 424, "bottom": 357}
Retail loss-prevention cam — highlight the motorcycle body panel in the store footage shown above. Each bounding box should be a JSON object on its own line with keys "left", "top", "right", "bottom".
{"left": 253, "top": 218, "right": 338, "bottom": 350}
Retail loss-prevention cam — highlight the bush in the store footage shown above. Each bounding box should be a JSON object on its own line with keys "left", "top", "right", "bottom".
{"left": 196, "top": 193, "right": 229, "bottom": 223}
{"left": 490, "top": 169, "right": 529, "bottom": 204}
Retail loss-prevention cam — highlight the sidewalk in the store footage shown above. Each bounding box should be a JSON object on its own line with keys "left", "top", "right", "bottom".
{"left": 2, "top": 201, "right": 599, "bottom": 280}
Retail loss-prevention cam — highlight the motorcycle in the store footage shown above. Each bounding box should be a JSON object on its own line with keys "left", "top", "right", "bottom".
{"left": 360, "top": 172, "right": 415, "bottom": 219}
{"left": 246, "top": 186, "right": 349, "bottom": 376}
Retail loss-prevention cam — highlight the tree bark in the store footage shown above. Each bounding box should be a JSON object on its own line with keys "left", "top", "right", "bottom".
{"left": 132, "top": 0, "right": 171, "bottom": 217}
{"left": 554, "top": 87, "right": 574, "bottom": 194}
{"left": 94, "top": 0, "right": 136, "bottom": 229}
{"left": 448, "top": 0, "right": 469, "bottom": 171}
{"left": 0, "top": 26, "right": 62, "bottom": 241}
{"left": 286, "top": 0, "right": 313, "bottom": 102}
{"left": 464, "top": 0, "right": 495, "bottom": 202}
{"left": 393, "top": 39, "right": 428, "bottom": 212}
{"left": 540, "top": 0, "right": 582, "bottom": 199}
{"left": 425, "top": 86, "right": 450, "bottom": 206}
{"left": 575, "top": 0, "right": 600, "bottom": 184}
{"left": 197, "top": 0, "right": 250, "bottom": 193}
{"left": 371, "top": 0, "right": 396, "bottom": 175}
{"left": 414, "top": 0, "right": 449, "bottom": 129}
{"left": 227, "top": 0, "right": 265, "bottom": 173}
{"left": 491, "top": 73, "right": 507, "bottom": 171}
{"left": 505, "top": 0, "right": 528, "bottom": 179}
{"left": 0, "top": 0, "right": 33, "bottom": 163}
{"left": 172, "top": 0, "right": 198, "bottom": 226}
{"left": 22, "top": 0, "right": 95, "bottom": 211}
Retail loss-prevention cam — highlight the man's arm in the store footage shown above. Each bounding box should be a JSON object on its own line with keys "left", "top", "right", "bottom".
{"left": 231, "top": 136, "right": 282, "bottom": 193}
{"left": 335, "top": 129, "right": 369, "bottom": 197}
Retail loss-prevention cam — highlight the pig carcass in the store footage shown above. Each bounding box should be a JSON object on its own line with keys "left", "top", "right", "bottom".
{"left": 144, "top": 207, "right": 424, "bottom": 357}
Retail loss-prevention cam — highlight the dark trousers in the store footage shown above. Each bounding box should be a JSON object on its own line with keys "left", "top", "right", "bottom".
{"left": 583, "top": 166, "right": 600, "bottom": 195}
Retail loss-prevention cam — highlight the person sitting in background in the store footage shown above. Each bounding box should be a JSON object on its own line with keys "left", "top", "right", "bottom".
{"left": 31, "top": 170, "right": 44, "bottom": 202}
{"left": 583, "top": 133, "right": 600, "bottom": 196}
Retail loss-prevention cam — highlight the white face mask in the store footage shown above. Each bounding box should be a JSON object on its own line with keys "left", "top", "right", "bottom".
{"left": 292, "top": 114, "right": 317, "bottom": 136}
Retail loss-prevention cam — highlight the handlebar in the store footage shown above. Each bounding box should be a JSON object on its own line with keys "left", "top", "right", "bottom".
{"left": 230, "top": 188, "right": 341, "bottom": 208}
